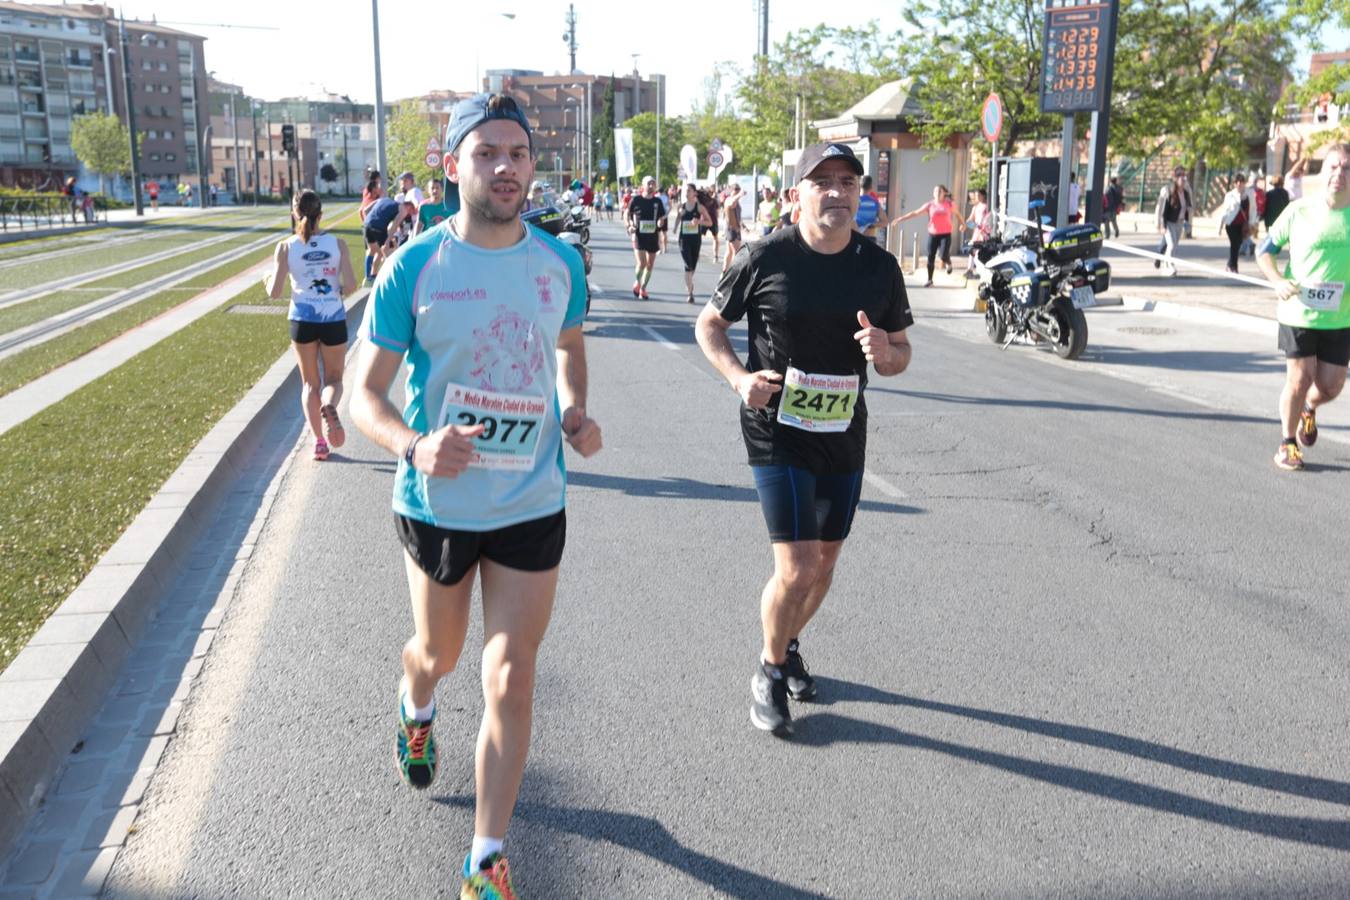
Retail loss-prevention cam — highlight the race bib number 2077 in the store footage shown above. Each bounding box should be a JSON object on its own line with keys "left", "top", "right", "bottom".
{"left": 437, "top": 382, "right": 547, "bottom": 470}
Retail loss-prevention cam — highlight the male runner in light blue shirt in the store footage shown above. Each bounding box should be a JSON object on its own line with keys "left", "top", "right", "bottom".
{"left": 351, "top": 92, "right": 601, "bottom": 899}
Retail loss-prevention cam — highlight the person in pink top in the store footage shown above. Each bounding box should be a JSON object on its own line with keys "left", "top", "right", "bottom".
{"left": 891, "top": 185, "right": 966, "bottom": 287}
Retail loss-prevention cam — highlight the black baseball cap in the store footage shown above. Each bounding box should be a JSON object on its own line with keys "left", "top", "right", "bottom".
{"left": 444, "top": 93, "right": 533, "bottom": 155}
{"left": 796, "top": 142, "right": 864, "bottom": 183}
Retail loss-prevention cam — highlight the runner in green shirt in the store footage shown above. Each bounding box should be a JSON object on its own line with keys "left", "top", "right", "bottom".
{"left": 414, "top": 178, "right": 453, "bottom": 235}
{"left": 1257, "top": 142, "right": 1350, "bottom": 471}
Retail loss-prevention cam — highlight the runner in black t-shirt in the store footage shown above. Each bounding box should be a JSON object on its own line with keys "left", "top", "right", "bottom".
{"left": 695, "top": 142, "right": 913, "bottom": 738}
{"left": 626, "top": 175, "right": 666, "bottom": 299}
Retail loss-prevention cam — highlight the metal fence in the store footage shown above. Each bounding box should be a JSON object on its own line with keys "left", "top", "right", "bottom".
{"left": 0, "top": 194, "right": 110, "bottom": 232}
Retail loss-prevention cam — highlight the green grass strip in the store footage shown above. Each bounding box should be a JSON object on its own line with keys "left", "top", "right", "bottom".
{"left": 0, "top": 223, "right": 366, "bottom": 671}
{"left": 0, "top": 210, "right": 287, "bottom": 287}
{"left": 0, "top": 249, "right": 271, "bottom": 397}
{"left": 0, "top": 233, "right": 274, "bottom": 337}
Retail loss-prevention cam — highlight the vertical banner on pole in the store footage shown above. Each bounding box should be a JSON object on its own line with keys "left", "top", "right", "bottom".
{"left": 614, "top": 128, "right": 635, "bottom": 179}
{"left": 680, "top": 144, "right": 698, "bottom": 184}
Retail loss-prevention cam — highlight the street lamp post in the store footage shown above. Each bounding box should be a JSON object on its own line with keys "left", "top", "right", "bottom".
{"left": 230, "top": 91, "right": 243, "bottom": 203}
{"left": 371, "top": 0, "right": 387, "bottom": 179}
{"left": 265, "top": 106, "right": 275, "bottom": 196}
{"left": 198, "top": 123, "right": 212, "bottom": 206}
{"left": 117, "top": 13, "right": 143, "bottom": 216}
{"left": 250, "top": 100, "right": 260, "bottom": 207}
{"left": 563, "top": 101, "right": 576, "bottom": 183}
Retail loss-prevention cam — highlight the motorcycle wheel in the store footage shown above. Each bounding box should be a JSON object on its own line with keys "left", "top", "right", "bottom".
{"left": 579, "top": 226, "right": 590, "bottom": 244}
{"left": 984, "top": 302, "right": 1007, "bottom": 344}
{"left": 1047, "top": 303, "right": 1089, "bottom": 360}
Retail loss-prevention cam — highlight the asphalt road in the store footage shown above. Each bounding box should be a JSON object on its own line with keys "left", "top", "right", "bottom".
{"left": 106, "top": 219, "right": 1350, "bottom": 898}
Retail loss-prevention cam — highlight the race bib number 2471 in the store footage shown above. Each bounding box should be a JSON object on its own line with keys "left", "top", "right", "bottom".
{"left": 776, "top": 368, "right": 859, "bottom": 433}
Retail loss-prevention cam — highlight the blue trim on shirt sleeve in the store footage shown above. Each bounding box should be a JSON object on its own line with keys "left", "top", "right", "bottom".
{"left": 1257, "top": 235, "right": 1282, "bottom": 257}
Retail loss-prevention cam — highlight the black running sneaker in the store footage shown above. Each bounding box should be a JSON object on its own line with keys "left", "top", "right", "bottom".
{"left": 750, "top": 663, "right": 792, "bottom": 737}
{"left": 783, "top": 639, "right": 817, "bottom": 702}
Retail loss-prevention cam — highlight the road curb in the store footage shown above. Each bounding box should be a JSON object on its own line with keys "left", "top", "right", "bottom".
{"left": 1119, "top": 294, "right": 1276, "bottom": 337}
{"left": 0, "top": 289, "right": 369, "bottom": 856}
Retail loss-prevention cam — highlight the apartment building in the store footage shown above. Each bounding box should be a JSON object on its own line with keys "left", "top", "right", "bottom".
{"left": 101, "top": 8, "right": 208, "bottom": 192}
{"left": 0, "top": 2, "right": 208, "bottom": 193}
{"left": 0, "top": 1, "right": 109, "bottom": 187}
{"left": 484, "top": 69, "right": 663, "bottom": 184}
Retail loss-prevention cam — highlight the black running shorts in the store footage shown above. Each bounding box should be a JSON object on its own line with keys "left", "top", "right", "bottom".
{"left": 751, "top": 465, "right": 863, "bottom": 543}
{"left": 289, "top": 319, "right": 348, "bottom": 346}
{"left": 395, "top": 510, "right": 566, "bottom": 586}
{"left": 364, "top": 224, "right": 389, "bottom": 246}
{"left": 1278, "top": 324, "right": 1350, "bottom": 366}
{"left": 633, "top": 231, "right": 661, "bottom": 253}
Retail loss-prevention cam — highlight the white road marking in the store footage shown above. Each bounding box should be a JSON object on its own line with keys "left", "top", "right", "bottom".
{"left": 640, "top": 324, "right": 681, "bottom": 351}
{"left": 864, "top": 471, "right": 907, "bottom": 498}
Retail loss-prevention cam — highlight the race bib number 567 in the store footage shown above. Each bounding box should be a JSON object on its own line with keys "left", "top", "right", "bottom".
{"left": 1300, "top": 281, "right": 1345, "bottom": 312}
{"left": 438, "top": 382, "right": 547, "bottom": 470}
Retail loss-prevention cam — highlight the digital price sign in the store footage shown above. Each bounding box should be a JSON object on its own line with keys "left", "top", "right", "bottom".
{"left": 1040, "top": 0, "right": 1114, "bottom": 113}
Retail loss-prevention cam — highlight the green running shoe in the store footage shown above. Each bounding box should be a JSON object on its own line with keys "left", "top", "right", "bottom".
{"left": 395, "top": 683, "right": 436, "bottom": 789}
{"left": 461, "top": 851, "right": 518, "bottom": 900}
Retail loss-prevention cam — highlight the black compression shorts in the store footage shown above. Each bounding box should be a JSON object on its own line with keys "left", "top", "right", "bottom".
{"left": 751, "top": 465, "right": 863, "bottom": 543}
{"left": 679, "top": 235, "right": 701, "bottom": 272}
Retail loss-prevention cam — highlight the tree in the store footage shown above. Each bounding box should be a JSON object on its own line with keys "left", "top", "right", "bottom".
{"left": 70, "top": 113, "right": 133, "bottom": 193}
{"left": 319, "top": 163, "right": 339, "bottom": 191}
{"left": 733, "top": 24, "right": 906, "bottom": 172}
{"left": 597, "top": 76, "right": 616, "bottom": 182}
{"left": 385, "top": 100, "right": 438, "bottom": 187}
{"left": 1278, "top": 1, "right": 1350, "bottom": 150}
{"left": 625, "top": 112, "right": 684, "bottom": 185}
{"left": 900, "top": 0, "right": 1315, "bottom": 173}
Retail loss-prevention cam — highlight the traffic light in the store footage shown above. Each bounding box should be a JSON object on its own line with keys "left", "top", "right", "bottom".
{"left": 281, "top": 124, "right": 296, "bottom": 156}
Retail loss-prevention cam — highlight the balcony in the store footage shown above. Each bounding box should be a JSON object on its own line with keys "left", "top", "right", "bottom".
{"left": 14, "top": 52, "right": 40, "bottom": 66}
{"left": 66, "top": 54, "right": 93, "bottom": 69}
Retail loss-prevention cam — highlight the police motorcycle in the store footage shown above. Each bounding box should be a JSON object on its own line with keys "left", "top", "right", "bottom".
{"left": 563, "top": 203, "right": 591, "bottom": 245}
{"left": 521, "top": 202, "right": 592, "bottom": 316}
{"left": 972, "top": 200, "right": 1109, "bottom": 361}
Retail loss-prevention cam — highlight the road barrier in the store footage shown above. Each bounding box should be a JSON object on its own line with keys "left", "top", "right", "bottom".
{"left": 0, "top": 194, "right": 109, "bottom": 231}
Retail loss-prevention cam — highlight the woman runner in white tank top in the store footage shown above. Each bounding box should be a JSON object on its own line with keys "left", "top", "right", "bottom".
{"left": 265, "top": 190, "right": 357, "bottom": 460}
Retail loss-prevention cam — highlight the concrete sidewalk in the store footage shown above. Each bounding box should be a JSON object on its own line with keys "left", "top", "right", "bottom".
{"left": 912, "top": 212, "right": 1282, "bottom": 326}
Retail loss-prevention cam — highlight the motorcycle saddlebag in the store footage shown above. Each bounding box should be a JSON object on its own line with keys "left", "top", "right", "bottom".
{"left": 521, "top": 206, "right": 565, "bottom": 236}
{"left": 1043, "top": 223, "right": 1102, "bottom": 264}
{"left": 1008, "top": 271, "right": 1049, "bottom": 308}
{"left": 1083, "top": 257, "right": 1111, "bottom": 294}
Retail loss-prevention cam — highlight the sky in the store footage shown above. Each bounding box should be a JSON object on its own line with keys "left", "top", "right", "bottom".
{"left": 112, "top": 0, "right": 1343, "bottom": 116}
{"left": 111, "top": 0, "right": 908, "bottom": 113}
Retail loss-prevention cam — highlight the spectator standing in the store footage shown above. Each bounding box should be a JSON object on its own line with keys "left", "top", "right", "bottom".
{"left": 855, "top": 175, "right": 882, "bottom": 241}
{"left": 1264, "top": 174, "right": 1290, "bottom": 231}
{"left": 1153, "top": 168, "right": 1189, "bottom": 277}
{"left": 1218, "top": 172, "right": 1256, "bottom": 273}
{"left": 1103, "top": 176, "right": 1123, "bottom": 238}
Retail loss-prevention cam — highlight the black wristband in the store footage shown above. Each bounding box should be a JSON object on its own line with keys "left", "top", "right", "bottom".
{"left": 403, "top": 433, "right": 422, "bottom": 467}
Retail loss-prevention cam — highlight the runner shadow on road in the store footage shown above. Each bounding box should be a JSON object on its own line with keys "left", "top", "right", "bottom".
{"left": 879, "top": 388, "right": 1273, "bottom": 427}
{"left": 789, "top": 678, "right": 1350, "bottom": 851}
{"left": 433, "top": 795, "right": 830, "bottom": 899}
{"left": 568, "top": 471, "right": 922, "bottom": 516}
{"left": 1081, "top": 345, "right": 1286, "bottom": 374}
